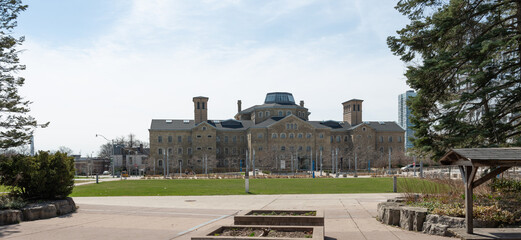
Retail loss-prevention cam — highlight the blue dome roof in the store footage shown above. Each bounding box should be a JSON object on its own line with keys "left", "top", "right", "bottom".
{"left": 264, "top": 92, "right": 295, "bottom": 105}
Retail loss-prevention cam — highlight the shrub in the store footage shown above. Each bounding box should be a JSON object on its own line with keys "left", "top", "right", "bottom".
{"left": 0, "top": 151, "right": 75, "bottom": 200}
{"left": 0, "top": 195, "right": 26, "bottom": 209}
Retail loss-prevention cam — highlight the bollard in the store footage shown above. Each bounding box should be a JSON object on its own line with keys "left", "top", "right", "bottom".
{"left": 393, "top": 176, "right": 397, "bottom": 193}
{"left": 96, "top": 174, "right": 99, "bottom": 184}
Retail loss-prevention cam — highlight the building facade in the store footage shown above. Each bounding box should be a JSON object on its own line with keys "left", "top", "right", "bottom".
{"left": 398, "top": 90, "right": 417, "bottom": 151}
{"left": 149, "top": 92, "right": 405, "bottom": 174}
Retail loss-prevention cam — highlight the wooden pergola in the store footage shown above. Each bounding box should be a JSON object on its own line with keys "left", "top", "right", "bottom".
{"left": 439, "top": 148, "right": 521, "bottom": 234}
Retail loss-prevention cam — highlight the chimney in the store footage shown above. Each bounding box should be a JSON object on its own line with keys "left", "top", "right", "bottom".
{"left": 193, "top": 96, "right": 209, "bottom": 124}
{"left": 237, "top": 100, "right": 242, "bottom": 113}
{"left": 300, "top": 100, "right": 304, "bottom": 107}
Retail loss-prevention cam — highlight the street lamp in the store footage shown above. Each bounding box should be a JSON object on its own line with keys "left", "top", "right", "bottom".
{"left": 96, "top": 134, "right": 115, "bottom": 177}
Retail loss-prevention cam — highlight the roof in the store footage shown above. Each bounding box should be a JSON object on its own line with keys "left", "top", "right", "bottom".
{"left": 150, "top": 119, "right": 254, "bottom": 131}
{"left": 354, "top": 121, "right": 404, "bottom": 132}
{"left": 237, "top": 103, "right": 306, "bottom": 115}
{"left": 342, "top": 99, "right": 364, "bottom": 104}
{"left": 440, "top": 148, "right": 521, "bottom": 166}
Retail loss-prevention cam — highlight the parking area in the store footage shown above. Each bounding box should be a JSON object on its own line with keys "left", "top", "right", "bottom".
{"left": 0, "top": 194, "right": 451, "bottom": 240}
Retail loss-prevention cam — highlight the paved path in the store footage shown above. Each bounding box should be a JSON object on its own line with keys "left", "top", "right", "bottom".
{"left": 0, "top": 194, "right": 452, "bottom": 240}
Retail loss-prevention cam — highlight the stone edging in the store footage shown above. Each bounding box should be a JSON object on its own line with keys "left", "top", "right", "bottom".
{"left": 0, "top": 197, "right": 77, "bottom": 226}
{"left": 377, "top": 198, "right": 500, "bottom": 237}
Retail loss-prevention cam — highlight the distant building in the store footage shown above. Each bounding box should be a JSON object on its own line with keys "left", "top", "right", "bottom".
{"left": 73, "top": 155, "right": 110, "bottom": 176}
{"left": 398, "top": 90, "right": 417, "bottom": 151}
{"left": 113, "top": 144, "right": 149, "bottom": 175}
{"left": 149, "top": 92, "right": 405, "bottom": 174}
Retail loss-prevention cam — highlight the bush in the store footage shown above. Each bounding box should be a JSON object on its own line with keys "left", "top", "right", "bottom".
{"left": 0, "top": 195, "right": 26, "bottom": 209}
{"left": 0, "top": 151, "right": 75, "bottom": 200}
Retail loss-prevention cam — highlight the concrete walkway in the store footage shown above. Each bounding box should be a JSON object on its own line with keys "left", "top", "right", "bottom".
{"left": 0, "top": 194, "right": 452, "bottom": 240}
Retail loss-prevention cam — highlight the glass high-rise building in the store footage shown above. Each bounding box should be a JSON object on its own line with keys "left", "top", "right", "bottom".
{"left": 398, "top": 90, "right": 417, "bottom": 151}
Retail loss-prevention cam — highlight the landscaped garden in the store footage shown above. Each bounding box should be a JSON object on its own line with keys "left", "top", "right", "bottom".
{"left": 399, "top": 177, "right": 521, "bottom": 227}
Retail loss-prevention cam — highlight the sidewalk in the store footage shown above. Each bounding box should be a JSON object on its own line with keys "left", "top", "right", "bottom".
{"left": 0, "top": 194, "right": 452, "bottom": 240}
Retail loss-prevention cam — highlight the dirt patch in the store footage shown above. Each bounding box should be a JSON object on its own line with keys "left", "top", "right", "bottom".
{"left": 217, "top": 227, "right": 313, "bottom": 238}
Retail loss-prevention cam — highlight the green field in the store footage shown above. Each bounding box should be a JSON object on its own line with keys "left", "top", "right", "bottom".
{"left": 71, "top": 178, "right": 421, "bottom": 197}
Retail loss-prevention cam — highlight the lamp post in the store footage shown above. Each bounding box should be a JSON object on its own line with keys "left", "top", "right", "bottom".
{"left": 96, "top": 134, "right": 115, "bottom": 177}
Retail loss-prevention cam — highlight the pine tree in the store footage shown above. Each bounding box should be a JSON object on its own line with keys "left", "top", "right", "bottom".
{"left": 0, "top": 0, "right": 47, "bottom": 149}
{"left": 388, "top": 0, "right": 521, "bottom": 158}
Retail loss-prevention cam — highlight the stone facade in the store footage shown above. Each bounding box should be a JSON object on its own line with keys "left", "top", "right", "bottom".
{"left": 148, "top": 92, "right": 405, "bottom": 175}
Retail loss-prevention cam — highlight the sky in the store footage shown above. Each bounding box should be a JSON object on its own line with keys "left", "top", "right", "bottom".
{"left": 14, "top": 0, "right": 411, "bottom": 157}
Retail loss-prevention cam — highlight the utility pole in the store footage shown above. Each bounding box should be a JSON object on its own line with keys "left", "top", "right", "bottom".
{"left": 252, "top": 149, "right": 256, "bottom": 178}
{"left": 320, "top": 150, "right": 323, "bottom": 176}
{"left": 388, "top": 148, "right": 392, "bottom": 175}
{"left": 245, "top": 151, "right": 249, "bottom": 193}
{"left": 354, "top": 152, "right": 358, "bottom": 178}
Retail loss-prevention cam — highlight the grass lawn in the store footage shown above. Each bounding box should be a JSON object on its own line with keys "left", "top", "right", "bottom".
{"left": 71, "top": 177, "right": 426, "bottom": 197}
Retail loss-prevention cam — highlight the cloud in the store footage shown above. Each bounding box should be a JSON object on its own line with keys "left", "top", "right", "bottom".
{"left": 19, "top": 0, "right": 410, "bottom": 155}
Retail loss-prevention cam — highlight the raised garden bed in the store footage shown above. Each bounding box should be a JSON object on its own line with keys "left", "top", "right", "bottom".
{"left": 191, "top": 225, "right": 324, "bottom": 240}
{"left": 234, "top": 210, "right": 324, "bottom": 227}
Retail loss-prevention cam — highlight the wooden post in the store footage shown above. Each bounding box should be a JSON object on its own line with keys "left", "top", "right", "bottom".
{"left": 464, "top": 166, "right": 473, "bottom": 234}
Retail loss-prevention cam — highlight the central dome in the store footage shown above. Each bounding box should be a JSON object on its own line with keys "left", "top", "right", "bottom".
{"left": 264, "top": 92, "right": 295, "bottom": 105}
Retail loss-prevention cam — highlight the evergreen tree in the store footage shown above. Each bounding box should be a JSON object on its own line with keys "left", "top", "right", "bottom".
{"left": 388, "top": 0, "right": 521, "bottom": 158}
{"left": 0, "top": 0, "right": 46, "bottom": 149}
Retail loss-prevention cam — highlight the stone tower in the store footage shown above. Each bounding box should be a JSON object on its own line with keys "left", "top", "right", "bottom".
{"left": 193, "top": 96, "right": 209, "bottom": 124}
{"left": 342, "top": 99, "right": 363, "bottom": 126}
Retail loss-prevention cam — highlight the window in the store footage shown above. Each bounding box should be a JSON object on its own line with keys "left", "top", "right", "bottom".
{"left": 168, "top": 136, "right": 172, "bottom": 143}
{"left": 241, "top": 136, "right": 245, "bottom": 142}
{"left": 178, "top": 136, "right": 182, "bottom": 143}
{"left": 232, "top": 148, "right": 237, "bottom": 155}
{"left": 281, "top": 133, "right": 286, "bottom": 139}
{"left": 207, "top": 147, "right": 212, "bottom": 150}
{"left": 330, "top": 136, "right": 333, "bottom": 143}
{"left": 216, "top": 148, "right": 220, "bottom": 154}
{"left": 202, "top": 126, "right": 207, "bottom": 130}
{"left": 380, "top": 136, "right": 383, "bottom": 143}
{"left": 278, "top": 111, "right": 283, "bottom": 116}
{"left": 380, "top": 147, "right": 384, "bottom": 152}
{"left": 286, "top": 123, "right": 290, "bottom": 129}
{"left": 202, "top": 102, "right": 205, "bottom": 109}
{"left": 224, "top": 148, "right": 229, "bottom": 154}
{"left": 306, "top": 146, "right": 311, "bottom": 152}
{"left": 224, "top": 136, "right": 229, "bottom": 143}
{"left": 290, "top": 146, "right": 295, "bottom": 151}
{"left": 398, "top": 136, "right": 402, "bottom": 143}
{"left": 289, "top": 133, "right": 294, "bottom": 139}
{"left": 258, "top": 146, "right": 263, "bottom": 151}
{"left": 233, "top": 136, "right": 237, "bottom": 143}
{"left": 319, "top": 146, "right": 324, "bottom": 151}
{"left": 196, "top": 147, "right": 202, "bottom": 150}
{"left": 258, "top": 133, "right": 263, "bottom": 139}
{"left": 168, "top": 148, "right": 173, "bottom": 154}
{"left": 294, "top": 124, "right": 298, "bottom": 129}
{"left": 298, "top": 133, "right": 303, "bottom": 138}
{"left": 388, "top": 136, "right": 393, "bottom": 142}
{"left": 272, "top": 133, "right": 277, "bottom": 138}
{"left": 362, "top": 127, "right": 366, "bottom": 131}
{"left": 158, "top": 160, "right": 163, "bottom": 167}
{"left": 345, "top": 136, "right": 349, "bottom": 142}
{"left": 319, "top": 133, "right": 324, "bottom": 139}
{"left": 298, "top": 146, "right": 303, "bottom": 151}
{"left": 188, "top": 148, "right": 192, "bottom": 155}
{"left": 389, "top": 147, "right": 393, "bottom": 153}
{"left": 336, "top": 136, "right": 341, "bottom": 142}
{"left": 306, "top": 133, "right": 312, "bottom": 138}
{"left": 266, "top": 111, "right": 270, "bottom": 117}
{"left": 281, "top": 146, "right": 286, "bottom": 151}
{"left": 158, "top": 148, "right": 163, "bottom": 155}
{"left": 177, "top": 147, "right": 183, "bottom": 154}
{"left": 197, "top": 135, "right": 202, "bottom": 138}
{"left": 258, "top": 112, "right": 263, "bottom": 118}
{"left": 286, "top": 111, "right": 291, "bottom": 116}
{"left": 216, "top": 136, "right": 220, "bottom": 142}
{"left": 158, "top": 136, "right": 163, "bottom": 143}
{"left": 208, "top": 135, "right": 212, "bottom": 138}
{"left": 197, "top": 102, "right": 200, "bottom": 109}
{"left": 188, "top": 136, "right": 192, "bottom": 143}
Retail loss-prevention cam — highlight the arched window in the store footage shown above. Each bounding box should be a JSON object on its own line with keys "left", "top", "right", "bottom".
{"left": 286, "top": 111, "right": 291, "bottom": 116}
{"left": 158, "top": 159, "right": 163, "bottom": 167}
{"left": 281, "top": 133, "right": 286, "bottom": 139}
{"left": 158, "top": 148, "right": 163, "bottom": 155}
{"left": 278, "top": 111, "right": 283, "bottom": 116}
{"left": 289, "top": 133, "right": 294, "bottom": 139}
{"left": 272, "top": 133, "right": 277, "bottom": 138}
{"left": 298, "top": 133, "right": 303, "bottom": 138}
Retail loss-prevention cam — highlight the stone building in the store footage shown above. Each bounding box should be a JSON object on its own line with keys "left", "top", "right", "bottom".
{"left": 148, "top": 92, "right": 405, "bottom": 175}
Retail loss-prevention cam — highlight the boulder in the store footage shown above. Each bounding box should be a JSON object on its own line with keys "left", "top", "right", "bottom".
{"left": 422, "top": 214, "right": 465, "bottom": 236}
{"left": 413, "top": 208, "right": 428, "bottom": 231}
{"left": 0, "top": 209, "right": 22, "bottom": 225}
{"left": 377, "top": 202, "right": 404, "bottom": 222}
{"left": 383, "top": 206, "right": 401, "bottom": 226}
{"left": 21, "top": 203, "right": 57, "bottom": 221}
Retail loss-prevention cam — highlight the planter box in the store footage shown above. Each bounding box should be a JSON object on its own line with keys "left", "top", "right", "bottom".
{"left": 191, "top": 225, "right": 324, "bottom": 240}
{"left": 234, "top": 210, "right": 324, "bottom": 227}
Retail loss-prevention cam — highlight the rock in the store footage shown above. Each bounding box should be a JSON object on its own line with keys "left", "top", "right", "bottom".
{"left": 383, "top": 206, "right": 401, "bottom": 226}
{"left": 0, "top": 209, "right": 22, "bottom": 225}
{"left": 377, "top": 202, "right": 403, "bottom": 222}
{"left": 21, "top": 203, "right": 57, "bottom": 221}
{"left": 422, "top": 214, "right": 465, "bottom": 236}
{"left": 399, "top": 207, "right": 414, "bottom": 230}
{"left": 413, "top": 208, "right": 428, "bottom": 231}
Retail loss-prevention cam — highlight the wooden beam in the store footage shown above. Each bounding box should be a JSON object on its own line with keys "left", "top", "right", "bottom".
{"left": 472, "top": 167, "right": 510, "bottom": 188}
{"left": 468, "top": 166, "right": 478, "bottom": 188}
